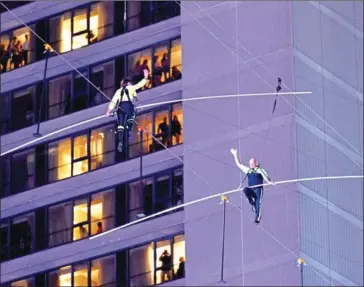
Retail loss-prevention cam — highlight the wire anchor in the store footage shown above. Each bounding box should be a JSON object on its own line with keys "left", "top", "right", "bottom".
{"left": 219, "top": 195, "right": 229, "bottom": 283}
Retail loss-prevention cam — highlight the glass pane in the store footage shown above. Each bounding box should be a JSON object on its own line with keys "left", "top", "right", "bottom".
{"left": 10, "top": 148, "right": 35, "bottom": 194}
{"left": 11, "top": 86, "right": 35, "bottom": 131}
{"left": 11, "top": 277, "right": 34, "bottom": 287}
{"left": 74, "top": 262, "right": 89, "bottom": 287}
{"left": 129, "top": 243, "right": 154, "bottom": 286}
{"left": 155, "top": 110, "right": 170, "bottom": 147}
{"left": 155, "top": 175, "right": 170, "bottom": 212}
{"left": 73, "top": 71, "right": 88, "bottom": 112}
{"left": 0, "top": 157, "right": 10, "bottom": 197}
{"left": 173, "top": 234, "right": 185, "bottom": 278}
{"left": 48, "top": 74, "right": 72, "bottom": 119}
{"left": 0, "top": 94, "right": 10, "bottom": 134}
{"left": 1, "top": 34, "right": 10, "bottom": 72}
{"left": 72, "top": 33, "right": 88, "bottom": 50}
{"left": 12, "top": 25, "right": 35, "bottom": 66}
{"left": 90, "top": 189, "right": 115, "bottom": 236}
{"left": 10, "top": 213, "right": 34, "bottom": 259}
{"left": 73, "top": 159, "right": 89, "bottom": 176}
{"left": 128, "top": 48, "right": 152, "bottom": 89}
{"left": 127, "top": 1, "right": 142, "bottom": 32}
{"left": 156, "top": 239, "right": 172, "bottom": 284}
{"left": 90, "top": 61, "right": 114, "bottom": 106}
{"left": 73, "top": 198, "right": 89, "bottom": 240}
{"left": 48, "top": 138, "right": 72, "bottom": 182}
{"left": 153, "top": 43, "right": 169, "bottom": 86}
{"left": 49, "top": 12, "right": 71, "bottom": 53}
{"left": 49, "top": 266, "right": 72, "bottom": 287}
{"left": 0, "top": 223, "right": 9, "bottom": 261}
{"left": 91, "top": 255, "right": 116, "bottom": 286}
{"left": 170, "top": 38, "right": 182, "bottom": 80}
{"left": 73, "top": 134, "right": 88, "bottom": 160}
{"left": 90, "top": 125, "right": 115, "bottom": 170}
{"left": 129, "top": 112, "right": 153, "bottom": 158}
{"left": 90, "top": 2, "right": 114, "bottom": 42}
{"left": 171, "top": 103, "right": 183, "bottom": 145}
{"left": 128, "top": 178, "right": 153, "bottom": 221}
{"left": 73, "top": 9, "right": 88, "bottom": 34}
{"left": 172, "top": 168, "right": 183, "bottom": 206}
{"left": 48, "top": 202, "right": 73, "bottom": 247}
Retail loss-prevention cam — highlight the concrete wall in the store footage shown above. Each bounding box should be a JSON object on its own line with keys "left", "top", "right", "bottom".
{"left": 181, "top": 1, "right": 300, "bottom": 286}
{"left": 292, "top": 1, "right": 363, "bottom": 286}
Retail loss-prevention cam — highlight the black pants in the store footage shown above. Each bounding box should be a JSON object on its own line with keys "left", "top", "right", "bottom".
{"left": 243, "top": 187, "right": 263, "bottom": 221}
{"left": 116, "top": 102, "right": 135, "bottom": 143}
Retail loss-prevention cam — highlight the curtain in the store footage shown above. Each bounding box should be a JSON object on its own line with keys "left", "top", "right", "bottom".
{"left": 102, "top": 190, "right": 114, "bottom": 231}
{"left": 48, "top": 76, "right": 71, "bottom": 119}
{"left": 127, "top": 1, "right": 142, "bottom": 32}
{"left": 129, "top": 244, "right": 154, "bottom": 286}
{"left": 92, "top": 255, "right": 115, "bottom": 286}
{"left": 128, "top": 181, "right": 143, "bottom": 221}
{"left": 48, "top": 203, "right": 72, "bottom": 247}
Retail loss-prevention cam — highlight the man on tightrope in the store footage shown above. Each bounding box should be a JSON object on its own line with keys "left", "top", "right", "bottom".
{"left": 105, "top": 69, "right": 149, "bottom": 152}
{"left": 230, "top": 148, "right": 275, "bottom": 224}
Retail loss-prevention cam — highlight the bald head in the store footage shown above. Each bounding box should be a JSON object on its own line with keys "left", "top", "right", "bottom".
{"left": 249, "top": 158, "right": 259, "bottom": 168}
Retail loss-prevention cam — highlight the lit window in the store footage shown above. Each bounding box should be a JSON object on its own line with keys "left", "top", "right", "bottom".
{"left": 72, "top": 134, "right": 89, "bottom": 176}
{"left": 128, "top": 48, "right": 152, "bottom": 89}
{"left": 73, "top": 262, "right": 88, "bottom": 287}
{"left": 48, "top": 202, "right": 73, "bottom": 247}
{"left": 90, "top": 190, "right": 115, "bottom": 236}
{"left": 10, "top": 277, "right": 34, "bottom": 287}
{"left": 91, "top": 255, "right": 116, "bottom": 286}
{"left": 73, "top": 198, "right": 89, "bottom": 241}
{"left": 49, "top": 12, "right": 72, "bottom": 53}
{"left": 129, "top": 112, "right": 153, "bottom": 158}
{"left": 129, "top": 243, "right": 154, "bottom": 287}
{"left": 48, "top": 74, "right": 72, "bottom": 120}
{"left": 49, "top": 265, "right": 72, "bottom": 287}
{"left": 173, "top": 235, "right": 185, "bottom": 277}
{"left": 153, "top": 43, "right": 169, "bottom": 86}
{"left": 155, "top": 109, "right": 170, "bottom": 148}
{"left": 156, "top": 239, "right": 172, "bottom": 284}
{"left": 170, "top": 39, "right": 182, "bottom": 80}
{"left": 90, "top": 125, "right": 115, "bottom": 170}
{"left": 172, "top": 168, "right": 184, "bottom": 206}
{"left": 171, "top": 103, "right": 183, "bottom": 145}
{"left": 48, "top": 138, "right": 72, "bottom": 182}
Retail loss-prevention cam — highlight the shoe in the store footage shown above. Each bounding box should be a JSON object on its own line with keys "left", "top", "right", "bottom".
{"left": 118, "top": 142, "right": 123, "bottom": 152}
{"left": 255, "top": 219, "right": 260, "bottom": 224}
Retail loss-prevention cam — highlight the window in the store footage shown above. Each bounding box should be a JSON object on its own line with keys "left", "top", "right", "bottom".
{"left": 48, "top": 202, "right": 73, "bottom": 247}
{"left": 11, "top": 86, "right": 36, "bottom": 131}
{"left": 10, "top": 277, "right": 34, "bottom": 287}
{"left": 171, "top": 103, "right": 183, "bottom": 145}
{"left": 90, "top": 125, "right": 115, "bottom": 170}
{"left": 48, "top": 74, "right": 72, "bottom": 119}
{"left": 48, "top": 255, "right": 115, "bottom": 287}
{"left": 128, "top": 178, "right": 153, "bottom": 222}
{"left": 0, "top": 157, "right": 10, "bottom": 198}
{"left": 73, "top": 134, "right": 89, "bottom": 176}
{"left": 155, "top": 175, "right": 171, "bottom": 213}
{"left": 49, "top": 3, "right": 114, "bottom": 54}
{"left": 90, "top": 190, "right": 115, "bottom": 236}
{"left": 129, "top": 234, "right": 185, "bottom": 286}
{"left": 48, "top": 138, "right": 72, "bottom": 182}
{"left": 128, "top": 48, "right": 152, "bottom": 89}
{"left": 0, "top": 94, "right": 10, "bottom": 135}
{"left": 152, "top": 43, "right": 169, "bottom": 87}
{"left": 10, "top": 148, "right": 35, "bottom": 195}
{"left": 73, "top": 70, "right": 89, "bottom": 112}
{"left": 90, "top": 61, "right": 115, "bottom": 107}
{"left": 1, "top": 222, "right": 9, "bottom": 262}
{"left": 172, "top": 168, "right": 183, "bottom": 206}
{"left": 129, "top": 243, "right": 154, "bottom": 287}
{"left": 91, "top": 255, "right": 116, "bottom": 286}
{"left": 128, "top": 112, "right": 153, "bottom": 158}
{"left": 155, "top": 108, "right": 170, "bottom": 148}
{"left": 170, "top": 39, "right": 182, "bottom": 81}
{"left": 73, "top": 197, "right": 89, "bottom": 241}
{"left": 10, "top": 213, "right": 34, "bottom": 259}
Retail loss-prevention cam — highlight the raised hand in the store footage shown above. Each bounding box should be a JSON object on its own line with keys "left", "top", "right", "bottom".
{"left": 230, "top": 148, "right": 237, "bottom": 156}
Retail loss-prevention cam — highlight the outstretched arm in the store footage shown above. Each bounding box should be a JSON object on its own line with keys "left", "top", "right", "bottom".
{"left": 230, "top": 148, "right": 250, "bottom": 174}
{"left": 132, "top": 69, "right": 149, "bottom": 90}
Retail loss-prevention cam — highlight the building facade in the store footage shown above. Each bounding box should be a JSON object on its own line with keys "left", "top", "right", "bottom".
{"left": 0, "top": 1, "right": 362, "bottom": 287}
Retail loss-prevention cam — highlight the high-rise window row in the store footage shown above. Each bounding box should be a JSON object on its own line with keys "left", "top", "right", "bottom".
{"left": 0, "top": 167, "right": 183, "bottom": 262}
{"left": 1, "top": 102, "right": 183, "bottom": 198}
{"left": 0, "top": 1, "right": 180, "bottom": 73}
{"left": 0, "top": 37, "right": 182, "bottom": 135}
{"left": 1, "top": 233, "right": 186, "bottom": 287}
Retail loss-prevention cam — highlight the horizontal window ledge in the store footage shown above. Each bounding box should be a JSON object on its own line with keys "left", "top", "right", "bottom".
{"left": 1, "top": 1, "right": 89, "bottom": 32}
{"left": 0, "top": 210, "right": 184, "bottom": 284}
{"left": 1, "top": 81, "right": 182, "bottom": 154}
{"left": 0, "top": 16, "right": 181, "bottom": 93}
{"left": 1, "top": 144, "right": 183, "bottom": 219}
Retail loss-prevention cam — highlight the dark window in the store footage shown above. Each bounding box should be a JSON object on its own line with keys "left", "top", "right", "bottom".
{"left": 48, "top": 74, "right": 71, "bottom": 120}
{"left": 128, "top": 178, "right": 153, "bottom": 222}
{"left": 10, "top": 148, "right": 36, "bottom": 195}
{"left": 73, "top": 70, "right": 89, "bottom": 112}
{"left": 0, "top": 157, "right": 10, "bottom": 198}
{"left": 10, "top": 213, "right": 34, "bottom": 259}
{"left": 48, "top": 201, "right": 73, "bottom": 247}
{"left": 172, "top": 168, "right": 183, "bottom": 206}
{"left": 11, "top": 86, "right": 36, "bottom": 131}
{"left": 155, "top": 175, "right": 171, "bottom": 213}
{"left": 0, "top": 222, "right": 9, "bottom": 262}
{"left": 90, "top": 60, "right": 115, "bottom": 107}
{"left": 0, "top": 94, "right": 10, "bottom": 135}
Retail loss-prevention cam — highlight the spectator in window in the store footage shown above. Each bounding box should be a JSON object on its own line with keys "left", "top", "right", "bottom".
{"left": 161, "top": 53, "right": 170, "bottom": 81}
{"left": 10, "top": 37, "right": 17, "bottom": 68}
{"left": 140, "top": 59, "right": 151, "bottom": 89}
{"left": 96, "top": 222, "right": 103, "bottom": 234}
{"left": 159, "top": 250, "right": 172, "bottom": 282}
{"left": 171, "top": 115, "right": 181, "bottom": 144}
{"left": 175, "top": 179, "right": 184, "bottom": 206}
{"left": 23, "top": 34, "right": 29, "bottom": 65}
{"left": 0, "top": 44, "right": 9, "bottom": 72}
{"left": 158, "top": 117, "right": 169, "bottom": 146}
{"left": 131, "top": 60, "right": 142, "bottom": 83}
{"left": 172, "top": 66, "right": 182, "bottom": 80}
{"left": 153, "top": 56, "right": 163, "bottom": 86}
{"left": 79, "top": 225, "right": 88, "bottom": 239}
{"left": 176, "top": 256, "right": 185, "bottom": 279}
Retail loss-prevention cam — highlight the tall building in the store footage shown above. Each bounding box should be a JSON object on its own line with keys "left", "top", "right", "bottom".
{"left": 0, "top": 1, "right": 362, "bottom": 287}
